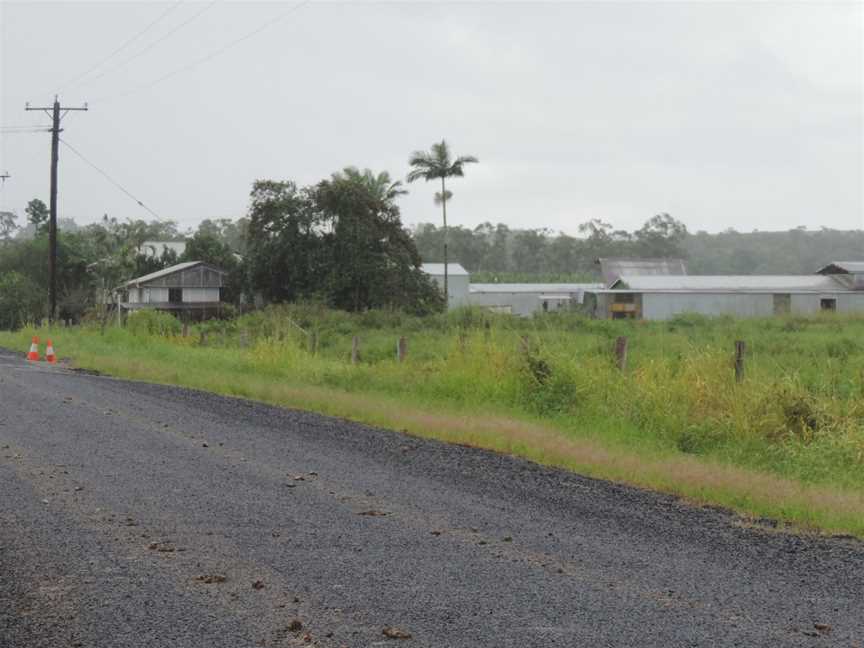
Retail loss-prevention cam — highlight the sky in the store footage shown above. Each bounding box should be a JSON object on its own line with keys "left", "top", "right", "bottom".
{"left": 0, "top": 1, "right": 861, "bottom": 236}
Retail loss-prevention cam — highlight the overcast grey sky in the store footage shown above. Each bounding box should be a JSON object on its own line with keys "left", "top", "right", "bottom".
{"left": 1, "top": 1, "right": 861, "bottom": 235}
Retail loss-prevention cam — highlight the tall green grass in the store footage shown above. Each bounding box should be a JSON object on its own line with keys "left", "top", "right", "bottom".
{"left": 3, "top": 305, "right": 864, "bottom": 536}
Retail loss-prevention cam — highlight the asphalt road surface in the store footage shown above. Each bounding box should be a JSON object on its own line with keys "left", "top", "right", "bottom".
{"left": 1, "top": 348, "right": 862, "bottom": 648}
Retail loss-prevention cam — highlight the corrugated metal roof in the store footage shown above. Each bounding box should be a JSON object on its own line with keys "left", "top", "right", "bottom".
{"left": 598, "top": 257, "right": 687, "bottom": 285}
{"left": 124, "top": 261, "right": 223, "bottom": 287}
{"left": 816, "top": 261, "right": 864, "bottom": 274}
{"left": 610, "top": 275, "right": 845, "bottom": 292}
{"left": 470, "top": 283, "right": 604, "bottom": 294}
{"left": 421, "top": 263, "right": 469, "bottom": 277}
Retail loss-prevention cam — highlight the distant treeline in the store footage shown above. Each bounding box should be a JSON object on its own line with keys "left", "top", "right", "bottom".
{"left": 412, "top": 218, "right": 864, "bottom": 279}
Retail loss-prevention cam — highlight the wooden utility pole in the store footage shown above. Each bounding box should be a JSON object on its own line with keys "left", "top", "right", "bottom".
{"left": 25, "top": 96, "right": 88, "bottom": 321}
{"left": 441, "top": 177, "right": 448, "bottom": 307}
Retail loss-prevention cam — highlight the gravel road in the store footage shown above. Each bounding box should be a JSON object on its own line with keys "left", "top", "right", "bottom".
{"left": 1, "top": 348, "right": 862, "bottom": 648}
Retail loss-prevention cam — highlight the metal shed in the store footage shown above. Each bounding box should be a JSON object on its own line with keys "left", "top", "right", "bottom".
{"left": 586, "top": 273, "right": 864, "bottom": 320}
{"left": 421, "top": 263, "right": 471, "bottom": 307}
{"left": 468, "top": 283, "right": 604, "bottom": 316}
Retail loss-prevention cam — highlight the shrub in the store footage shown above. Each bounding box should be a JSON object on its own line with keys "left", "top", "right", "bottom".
{"left": 0, "top": 271, "right": 44, "bottom": 330}
{"left": 127, "top": 310, "right": 182, "bottom": 337}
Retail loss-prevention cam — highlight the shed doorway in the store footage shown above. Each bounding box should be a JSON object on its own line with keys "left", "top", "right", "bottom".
{"left": 773, "top": 294, "right": 791, "bottom": 315}
{"left": 169, "top": 288, "right": 182, "bottom": 304}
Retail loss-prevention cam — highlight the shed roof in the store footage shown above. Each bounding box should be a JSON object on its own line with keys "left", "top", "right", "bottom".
{"left": 421, "top": 263, "right": 469, "bottom": 277}
{"left": 123, "top": 261, "right": 225, "bottom": 287}
{"left": 610, "top": 275, "right": 844, "bottom": 292}
{"left": 597, "top": 257, "right": 687, "bottom": 286}
{"left": 470, "top": 283, "right": 604, "bottom": 294}
{"left": 816, "top": 261, "right": 864, "bottom": 275}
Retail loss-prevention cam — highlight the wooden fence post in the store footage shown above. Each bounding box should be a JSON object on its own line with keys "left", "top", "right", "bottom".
{"left": 351, "top": 336, "right": 360, "bottom": 364}
{"left": 519, "top": 335, "right": 531, "bottom": 354}
{"left": 182, "top": 322, "right": 189, "bottom": 338}
{"left": 734, "top": 340, "right": 746, "bottom": 383}
{"left": 614, "top": 336, "right": 628, "bottom": 371}
{"left": 199, "top": 330, "right": 208, "bottom": 346}
{"left": 397, "top": 336, "right": 407, "bottom": 362}
{"left": 483, "top": 320, "right": 491, "bottom": 342}
{"left": 309, "top": 331, "right": 319, "bottom": 355}
{"left": 239, "top": 330, "right": 249, "bottom": 348}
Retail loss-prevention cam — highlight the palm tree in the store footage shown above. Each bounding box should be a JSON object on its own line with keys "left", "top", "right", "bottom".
{"left": 338, "top": 167, "right": 407, "bottom": 206}
{"left": 407, "top": 140, "right": 478, "bottom": 306}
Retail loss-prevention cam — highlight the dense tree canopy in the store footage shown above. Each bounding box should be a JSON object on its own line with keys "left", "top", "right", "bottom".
{"left": 2, "top": 180, "right": 863, "bottom": 330}
{"left": 412, "top": 215, "right": 691, "bottom": 277}
{"left": 244, "top": 171, "right": 442, "bottom": 314}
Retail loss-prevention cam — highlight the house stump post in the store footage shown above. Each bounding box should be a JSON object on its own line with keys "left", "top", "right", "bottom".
{"left": 397, "top": 336, "right": 407, "bottom": 363}
{"left": 351, "top": 336, "right": 359, "bottom": 365}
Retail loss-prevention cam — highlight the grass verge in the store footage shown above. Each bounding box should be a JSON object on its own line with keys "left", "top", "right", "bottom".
{"left": 2, "top": 316, "right": 863, "bottom": 539}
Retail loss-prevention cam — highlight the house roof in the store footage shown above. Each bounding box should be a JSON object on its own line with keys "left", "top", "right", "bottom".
{"left": 470, "top": 283, "right": 604, "bottom": 294}
{"left": 123, "top": 261, "right": 225, "bottom": 287}
{"left": 421, "top": 263, "right": 469, "bottom": 277}
{"left": 597, "top": 257, "right": 687, "bottom": 286}
{"left": 610, "top": 274, "right": 845, "bottom": 292}
{"left": 816, "top": 261, "right": 864, "bottom": 275}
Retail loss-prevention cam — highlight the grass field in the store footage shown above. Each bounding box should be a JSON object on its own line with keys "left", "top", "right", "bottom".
{"left": 3, "top": 304, "right": 864, "bottom": 537}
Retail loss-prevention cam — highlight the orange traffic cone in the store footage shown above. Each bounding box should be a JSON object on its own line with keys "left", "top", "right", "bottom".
{"left": 27, "top": 336, "right": 40, "bottom": 362}
{"left": 45, "top": 339, "right": 57, "bottom": 364}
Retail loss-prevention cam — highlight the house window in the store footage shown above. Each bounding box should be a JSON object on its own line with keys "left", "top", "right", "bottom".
{"left": 169, "top": 288, "right": 182, "bottom": 304}
{"left": 820, "top": 298, "right": 837, "bottom": 312}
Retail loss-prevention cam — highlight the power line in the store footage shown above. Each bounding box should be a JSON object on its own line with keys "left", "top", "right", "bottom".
{"left": 93, "top": 0, "right": 312, "bottom": 104}
{"left": 59, "top": 137, "right": 166, "bottom": 222}
{"left": 54, "top": 1, "right": 184, "bottom": 94}
{"left": 68, "top": 0, "right": 218, "bottom": 94}
{"left": 0, "top": 126, "right": 53, "bottom": 133}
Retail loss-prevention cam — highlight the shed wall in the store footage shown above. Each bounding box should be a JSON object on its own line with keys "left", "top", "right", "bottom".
{"left": 468, "top": 291, "right": 577, "bottom": 316}
{"left": 469, "top": 292, "right": 539, "bottom": 316}
{"left": 838, "top": 293, "right": 864, "bottom": 312}
{"left": 428, "top": 273, "right": 470, "bottom": 308}
{"left": 642, "top": 293, "right": 773, "bottom": 319}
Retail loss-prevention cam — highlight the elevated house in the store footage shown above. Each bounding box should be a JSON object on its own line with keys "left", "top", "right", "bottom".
{"left": 117, "top": 261, "right": 228, "bottom": 319}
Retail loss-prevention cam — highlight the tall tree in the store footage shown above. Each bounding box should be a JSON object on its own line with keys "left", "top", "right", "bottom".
{"left": 634, "top": 213, "right": 688, "bottom": 258}
{"left": 406, "top": 140, "right": 478, "bottom": 305}
{"left": 0, "top": 211, "right": 16, "bottom": 242}
{"left": 244, "top": 180, "right": 322, "bottom": 304}
{"left": 317, "top": 168, "right": 441, "bottom": 313}
{"left": 25, "top": 199, "right": 49, "bottom": 237}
